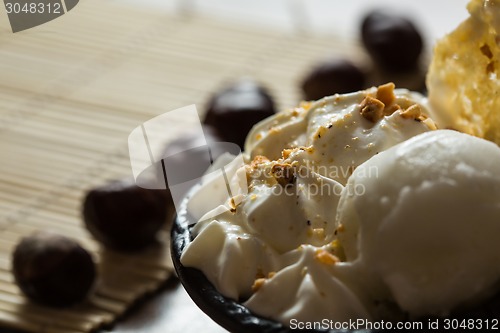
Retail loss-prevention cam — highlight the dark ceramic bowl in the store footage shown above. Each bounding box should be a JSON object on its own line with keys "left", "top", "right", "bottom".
{"left": 170, "top": 194, "right": 371, "bottom": 333}
{"left": 171, "top": 193, "right": 500, "bottom": 333}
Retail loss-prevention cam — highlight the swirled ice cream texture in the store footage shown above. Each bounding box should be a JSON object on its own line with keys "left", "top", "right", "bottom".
{"left": 181, "top": 84, "right": 446, "bottom": 323}
{"left": 338, "top": 130, "right": 500, "bottom": 317}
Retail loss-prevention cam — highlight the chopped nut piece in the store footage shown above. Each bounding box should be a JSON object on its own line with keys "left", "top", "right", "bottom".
{"left": 360, "top": 96, "right": 385, "bottom": 123}
{"left": 315, "top": 249, "right": 339, "bottom": 265}
{"left": 400, "top": 104, "right": 422, "bottom": 119}
{"left": 384, "top": 104, "right": 402, "bottom": 116}
{"left": 250, "top": 155, "right": 270, "bottom": 168}
{"left": 376, "top": 82, "right": 396, "bottom": 107}
{"left": 282, "top": 149, "right": 293, "bottom": 159}
{"left": 271, "top": 164, "right": 296, "bottom": 186}
{"left": 252, "top": 278, "right": 266, "bottom": 292}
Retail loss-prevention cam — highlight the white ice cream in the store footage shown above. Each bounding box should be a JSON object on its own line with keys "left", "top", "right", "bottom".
{"left": 246, "top": 85, "right": 435, "bottom": 185}
{"left": 180, "top": 84, "right": 452, "bottom": 324}
{"left": 337, "top": 130, "right": 500, "bottom": 317}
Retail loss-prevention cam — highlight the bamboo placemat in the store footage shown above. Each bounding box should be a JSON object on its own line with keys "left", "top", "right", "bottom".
{"left": 0, "top": 1, "right": 363, "bottom": 332}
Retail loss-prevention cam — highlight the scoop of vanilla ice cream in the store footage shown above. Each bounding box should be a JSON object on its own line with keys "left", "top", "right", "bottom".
{"left": 246, "top": 85, "right": 435, "bottom": 185}
{"left": 337, "top": 130, "right": 500, "bottom": 317}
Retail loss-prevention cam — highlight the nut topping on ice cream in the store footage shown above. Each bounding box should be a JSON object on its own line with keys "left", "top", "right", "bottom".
{"left": 180, "top": 84, "right": 444, "bottom": 324}
{"left": 360, "top": 95, "right": 385, "bottom": 122}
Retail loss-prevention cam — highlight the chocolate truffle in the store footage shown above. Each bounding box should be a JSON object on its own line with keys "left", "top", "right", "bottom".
{"left": 361, "top": 10, "right": 423, "bottom": 72}
{"left": 12, "top": 232, "right": 96, "bottom": 307}
{"left": 301, "top": 59, "right": 366, "bottom": 101}
{"left": 83, "top": 179, "right": 172, "bottom": 251}
{"left": 204, "top": 79, "right": 276, "bottom": 149}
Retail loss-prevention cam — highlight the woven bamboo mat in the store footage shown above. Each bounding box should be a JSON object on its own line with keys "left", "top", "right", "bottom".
{"left": 0, "top": 1, "right": 363, "bottom": 332}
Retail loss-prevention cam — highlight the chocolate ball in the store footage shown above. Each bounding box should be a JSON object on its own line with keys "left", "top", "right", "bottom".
{"left": 204, "top": 79, "right": 276, "bottom": 149}
{"left": 361, "top": 10, "right": 423, "bottom": 72}
{"left": 301, "top": 59, "right": 366, "bottom": 101}
{"left": 83, "top": 179, "right": 171, "bottom": 251}
{"left": 12, "top": 232, "right": 96, "bottom": 307}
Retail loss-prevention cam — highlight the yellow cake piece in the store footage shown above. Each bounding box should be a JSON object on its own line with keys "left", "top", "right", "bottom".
{"left": 427, "top": 0, "right": 500, "bottom": 144}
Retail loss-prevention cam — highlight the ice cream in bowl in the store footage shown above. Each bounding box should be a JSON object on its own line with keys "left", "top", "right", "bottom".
{"left": 171, "top": 0, "right": 500, "bottom": 331}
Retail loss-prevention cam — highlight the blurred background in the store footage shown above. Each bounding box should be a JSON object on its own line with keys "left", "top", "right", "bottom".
{"left": 0, "top": 0, "right": 469, "bottom": 332}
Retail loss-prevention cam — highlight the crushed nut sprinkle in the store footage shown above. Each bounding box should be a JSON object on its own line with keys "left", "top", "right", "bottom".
{"left": 315, "top": 249, "right": 339, "bottom": 265}
{"left": 282, "top": 149, "right": 293, "bottom": 159}
{"left": 360, "top": 96, "right": 385, "bottom": 123}
{"left": 400, "top": 104, "right": 422, "bottom": 119}
{"left": 251, "top": 272, "right": 276, "bottom": 293}
{"left": 271, "top": 163, "right": 296, "bottom": 187}
{"left": 250, "top": 155, "right": 270, "bottom": 168}
{"left": 384, "top": 104, "right": 402, "bottom": 116}
{"left": 376, "top": 82, "right": 396, "bottom": 107}
{"left": 252, "top": 278, "right": 266, "bottom": 292}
